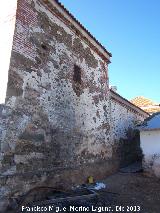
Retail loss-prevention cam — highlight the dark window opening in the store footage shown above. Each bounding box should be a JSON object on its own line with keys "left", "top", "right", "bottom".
{"left": 73, "top": 65, "right": 81, "bottom": 84}
{"left": 41, "top": 43, "right": 47, "bottom": 50}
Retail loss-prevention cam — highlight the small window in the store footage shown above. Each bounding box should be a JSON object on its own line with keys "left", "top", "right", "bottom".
{"left": 73, "top": 65, "right": 81, "bottom": 84}
{"left": 72, "top": 65, "right": 82, "bottom": 97}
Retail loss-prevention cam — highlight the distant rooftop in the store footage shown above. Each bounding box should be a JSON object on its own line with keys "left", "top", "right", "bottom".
{"left": 130, "top": 96, "right": 156, "bottom": 107}
{"left": 130, "top": 96, "right": 160, "bottom": 114}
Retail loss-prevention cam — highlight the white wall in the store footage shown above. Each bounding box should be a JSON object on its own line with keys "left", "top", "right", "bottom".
{"left": 111, "top": 99, "right": 145, "bottom": 141}
{"left": 140, "top": 130, "right": 160, "bottom": 178}
{"left": 140, "top": 130, "right": 160, "bottom": 155}
{"left": 0, "top": 0, "right": 17, "bottom": 103}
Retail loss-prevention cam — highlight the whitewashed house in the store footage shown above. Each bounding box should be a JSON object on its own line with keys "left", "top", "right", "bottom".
{"left": 139, "top": 112, "right": 160, "bottom": 178}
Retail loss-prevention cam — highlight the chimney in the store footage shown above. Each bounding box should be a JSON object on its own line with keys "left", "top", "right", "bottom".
{"left": 110, "top": 86, "right": 117, "bottom": 93}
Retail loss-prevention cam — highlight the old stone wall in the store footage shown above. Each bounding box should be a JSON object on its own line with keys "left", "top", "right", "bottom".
{"left": 0, "top": 0, "right": 149, "bottom": 210}
{"left": 110, "top": 91, "right": 148, "bottom": 167}
{"left": 0, "top": 0, "right": 114, "bottom": 206}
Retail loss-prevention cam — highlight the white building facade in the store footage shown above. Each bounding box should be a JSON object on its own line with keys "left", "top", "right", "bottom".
{"left": 140, "top": 113, "right": 160, "bottom": 178}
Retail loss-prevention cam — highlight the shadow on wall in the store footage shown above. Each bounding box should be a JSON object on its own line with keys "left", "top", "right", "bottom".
{"left": 113, "top": 129, "right": 142, "bottom": 168}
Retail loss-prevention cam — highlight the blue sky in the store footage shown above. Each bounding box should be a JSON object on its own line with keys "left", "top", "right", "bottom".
{"left": 59, "top": 0, "right": 160, "bottom": 103}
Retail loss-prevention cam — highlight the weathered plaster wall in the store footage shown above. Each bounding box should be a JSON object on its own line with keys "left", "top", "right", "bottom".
{"left": 0, "top": 0, "right": 149, "bottom": 210}
{"left": 140, "top": 130, "right": 160, "bottom": 178}
{"left": 0, "top": 0, "right": 17, "bottom": 103}
{"left": 111, "top": 100, "right": 145, "bottom": 140}
{"left": 0, "top": 0, "right": 113, "bottom": 206}
{"left": 111, "top": 95, "right": 148, "bottom": 166}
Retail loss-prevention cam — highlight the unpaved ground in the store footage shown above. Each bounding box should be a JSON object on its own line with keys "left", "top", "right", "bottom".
{"left": 17, "top": 172, "right": 160, "bottom": 213}
{"left": 100, "top": 172, "right": 160, "bottom": 213}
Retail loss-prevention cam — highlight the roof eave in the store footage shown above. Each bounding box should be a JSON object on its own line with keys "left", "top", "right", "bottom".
{"left": 110, "top": 89, "right": 150, "bottom": 117}
{"left": 42, "top": 0, "right": 112, "bottom": 62}
{"left": 140, "top": 128, "right": 160, "bottom": 132}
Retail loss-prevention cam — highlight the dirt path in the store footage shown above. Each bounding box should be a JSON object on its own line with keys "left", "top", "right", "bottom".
{"left": 100, "top": 172, "right": 160, "bottom": 213}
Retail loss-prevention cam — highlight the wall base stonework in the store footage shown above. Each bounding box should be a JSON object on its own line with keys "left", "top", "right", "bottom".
{"left": 0, "top": 160, "right": 119, "bottom": 212}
